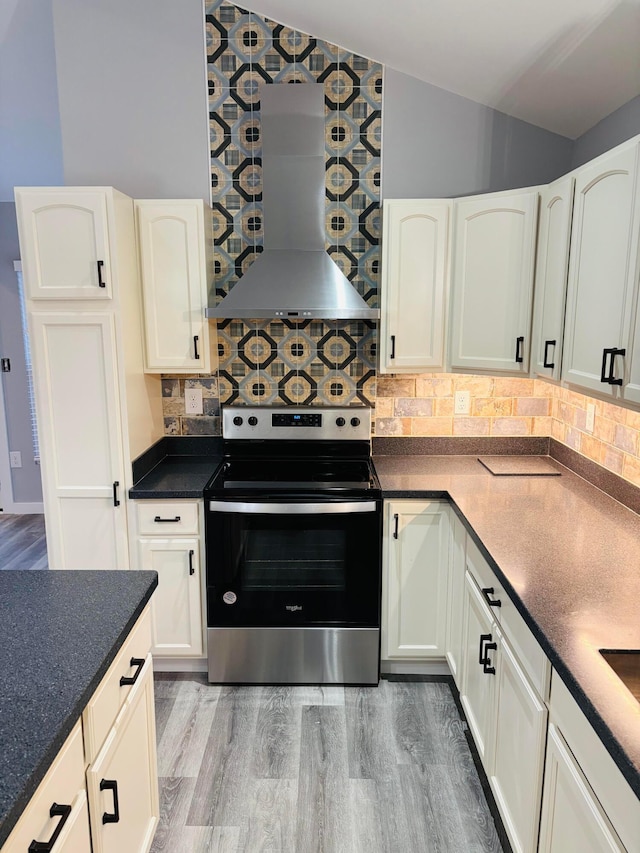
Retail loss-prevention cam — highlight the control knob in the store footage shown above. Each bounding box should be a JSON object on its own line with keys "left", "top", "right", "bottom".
{"left": 336, "top": 417, "right": 346, "bottom": 427}
{"left": 350, "top": 417, "right": 361, "bottom": 427}
{"left": 233, "top": 416, "right": 243, "bottom": 426}
{"left": 248, "top": 416, "right": 258, "bottom": 426}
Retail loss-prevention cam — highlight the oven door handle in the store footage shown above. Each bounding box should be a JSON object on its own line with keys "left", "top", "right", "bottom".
{"left": 208, "top": 501, "right": 378, "bottom": 515}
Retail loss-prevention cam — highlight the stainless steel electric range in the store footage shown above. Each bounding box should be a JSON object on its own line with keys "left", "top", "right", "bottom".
{"left": 204, "top": 405, "right": 382, "bottom": 685}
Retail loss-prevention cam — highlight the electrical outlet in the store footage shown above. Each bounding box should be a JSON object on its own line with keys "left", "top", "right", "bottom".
{"left": 454, "top": 390, "right": 470, "bottom": 415}
{"left": 185, "top": 387, "right": 203, "bottom": 415}
{"left": 9, "top": 451, "right": 22, "bottom": 468}
{"left": 586, "top": 403, "right": 596, "bottom": 433}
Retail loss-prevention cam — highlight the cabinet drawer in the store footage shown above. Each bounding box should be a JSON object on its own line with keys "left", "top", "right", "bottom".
{"left": 2, "top": 722, "right": 86, "bottom": 852}
{"left": 83, "top": 606, "right": 152, "bottom": 763}
{"left": 136, "top": 501, "right": 200, "bottom": 535}
{"left": 466, "top": 538, "right": 506, "bottom": 617}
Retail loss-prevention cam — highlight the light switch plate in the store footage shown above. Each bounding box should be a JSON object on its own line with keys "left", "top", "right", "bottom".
{"left": 10, "top": 451, "right": 22, "bottom": 468}
{"left": 586, "top": 403, "right": 595, "bottom": 433}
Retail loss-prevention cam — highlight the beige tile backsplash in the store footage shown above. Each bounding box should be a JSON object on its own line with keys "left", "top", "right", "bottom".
{"left": 376, "top": 373, "right": 640, "bottom": 487}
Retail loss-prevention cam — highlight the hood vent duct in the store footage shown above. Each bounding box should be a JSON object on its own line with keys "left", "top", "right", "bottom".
{"left": 208, "top": 83, "right": 379, "bottom": 320}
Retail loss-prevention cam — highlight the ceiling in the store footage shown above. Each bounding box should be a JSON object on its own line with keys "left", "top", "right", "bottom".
{"left": 243, "top": 0, "right": 640, "bottom": 139}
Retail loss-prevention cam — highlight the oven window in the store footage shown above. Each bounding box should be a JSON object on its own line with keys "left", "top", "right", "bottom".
{"left": 242, "top": 529, "right": 347, "bottom": 592}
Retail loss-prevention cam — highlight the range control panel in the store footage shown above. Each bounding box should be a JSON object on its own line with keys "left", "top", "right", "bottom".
{"left": 223, "top": 406, "right": 371, "bottom": 441}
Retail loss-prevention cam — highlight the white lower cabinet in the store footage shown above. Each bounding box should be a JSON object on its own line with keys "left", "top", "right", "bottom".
{"left": 86, "top": 656, "right": 159, "bottom": 853}
{"left": 539, "top": 724, "right": 624, "bottom": 853}
{"left": 382, "top": 500, "right": 450, "bottom": 660}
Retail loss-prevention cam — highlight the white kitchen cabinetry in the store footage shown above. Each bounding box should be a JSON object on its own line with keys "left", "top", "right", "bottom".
{"left": 135, "top": 200, "right": 213, "bottom": 374}
{"left": 461, "top": 540, "right": 549, "bottom": 853}
{"left": 562, "top": 140, "right": 640, "bottom": 397}
{"left": 530, "top": 176, "right": 575, "bottom": 380}
{"left": 379, "top": 199, "right": 451, "bottom": 372}
{"left": 445, "top": 511, "right": 466, "bottom": 688}
{"left": 1, "top": 723, "right": 90, "bottom": 852}
{"left": 382, "top": 500, "right": 450, "bottom": 660}
{"left": 15, "top": 187, "right": 164, "bottom": 570}
{"left": 449, "top": 188, "right": 538, "bottom": 374}
{"left": 133, "top": 501, "right": 204, "bottom": 658}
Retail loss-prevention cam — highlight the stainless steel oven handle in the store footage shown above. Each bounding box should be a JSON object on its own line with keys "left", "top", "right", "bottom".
{"left": 208, "top": 501, "right": 377, "bottom": 515}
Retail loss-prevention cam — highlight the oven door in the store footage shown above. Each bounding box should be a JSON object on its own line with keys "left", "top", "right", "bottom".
{"left": 206, "top": 499, "right": 381, "bottom": 628}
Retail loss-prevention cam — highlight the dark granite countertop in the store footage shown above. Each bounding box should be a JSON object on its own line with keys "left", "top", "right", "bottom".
{"left": 129, "top": 436, "right": 223, "bottom": 499}
{"left": 0, "top": 570, "right": 157, "bottom": 847}
{"left": 373, "top": 451, "right": 640, "bottom": 799}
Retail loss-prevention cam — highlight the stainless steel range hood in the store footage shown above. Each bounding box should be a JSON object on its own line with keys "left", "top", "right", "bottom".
{"left": 208, "top": 83, "right": 379, "bottom": 320}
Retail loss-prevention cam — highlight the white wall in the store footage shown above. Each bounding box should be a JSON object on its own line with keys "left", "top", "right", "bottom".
{"left": 0, "top": 0, "right": 63, "bottom": 200}
{"left": 51, "top": 0, "right": 211, "bottom": 201}
{"left": 381, "top": 69, "right": 574, "bottom": 199}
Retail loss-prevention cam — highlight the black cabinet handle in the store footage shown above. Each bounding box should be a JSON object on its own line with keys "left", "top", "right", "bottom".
{"left": 601, "top": 348, "right": 613, "bottom": 383}
{"left": 154, "top": 515, "right": 181, "bottom": 523}
{"left": 607, "top": 347, "right": 625, "bottom": 385}
{"left": 119, "top": 656, "right": 145, "bottom": 686}
{"left": 479, "top": 632, "right": 492, "bottom": 665}
{"left": 482, "top": 587, "right": 502, "bottom": 608}
{"left": 97, "top": 259, "right": 106, "bottom": 288}
{"left": 29, "top": 803, "right": 72, "bottom": 852}
{"left": 390, "top": 335, "right": 396, "bottom": 359}
{"left": 194, "top": 335, "right": 200, "bottom": 360}
{"left": 393, "top": 513, "right": 399, "bottom": 539}
{"left": 112, "top": 481, "right": 120, "bottom": 507}
{"left": 483, "top": 641, "right": 497, "bottom": 674}
{"left": 543, "top": 339, "right": 556, "bottom": 369}
{"left": 100, "top": 779, "right": 120, "bottom": 824}
{"left": 515, "top": 336, "right": 524, "bottom": 363}
{"left": 188, "top": 548, "right": 195, "bottom": 575}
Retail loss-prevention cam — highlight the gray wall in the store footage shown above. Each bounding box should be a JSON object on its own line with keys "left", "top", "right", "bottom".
{"left": 51, "top": 0, "right": 210, "bottom": 200}
{"left": 0, "top": 0, "right": 63, "bottom": 200}
{"left": 0, "top": 202, "right": 43, "bottom": 504}
{"left": 572, "top": 94, "right": 640, "bottom": 169}
{"left": 381, "top": 68, "right": 574, "bottom": 199}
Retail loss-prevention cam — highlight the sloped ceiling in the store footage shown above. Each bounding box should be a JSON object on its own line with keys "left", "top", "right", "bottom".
{"left": 243, "top": 0, "right": 640, "bottom": 139}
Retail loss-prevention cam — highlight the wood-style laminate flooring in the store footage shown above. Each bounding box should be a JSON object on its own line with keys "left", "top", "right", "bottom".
{"left": 151, "top": 675, "right": 504, "bottom": 853}
{"left": 0, "top": 513, "right": 47, "bottom": 570}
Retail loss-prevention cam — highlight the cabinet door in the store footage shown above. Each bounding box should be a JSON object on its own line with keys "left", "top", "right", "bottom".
{"left": 539, "top": 724, "right": 625, "bottom": 853}
{"left": 15, "top": 188, "right": 113, "bottom": 300}
{"left": 135, "top": 200, "right": 211, "bottom": 373}
{"left": 490, "top": 631, "right": 548, "bottom": 853}
{"left": 382, "top": 500, "right": 450, "bottom": 659}
{"left": 30, "top": 313, "right": 128, "bottom": 569}
{"left": 87, "top": 655, "right": 159, "bottom": 853}
{"left": 139, "top": 538, "right": 203, "bottom": 656}
{"left": 379, "top": 200, "right": 450, "bottom": 372}
{"left": 460, "top": 571, "right": 497, "bottom": 767}
{"left": 445, "top": 512, "right": 466, "bottom": 688}
{"left": 562, "top": 141, "right": 640, "bottom": 396}
{"left": 450, "top": 189, "right": 538, "bottom": 373}
{"left": 531, "top": 176, "right": 574, "bottom": 380}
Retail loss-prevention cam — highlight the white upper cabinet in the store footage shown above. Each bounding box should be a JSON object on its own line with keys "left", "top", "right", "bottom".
{"left": 379, "top": 200, "right": 451, "bottom": 373}
{"left": 531, "top": 176, "right": 575, "bottom": 380}
{"left": 135, "top": 200, "right": 212, "bottom": 373}
{"left": 449, "top": 188, "right": 539, "bottom": 374}
{"left": 15, "top": 188, "right": 114, "bottom": 300}
{"left": 562, "top": 140, "right": 640, "bottom": 397}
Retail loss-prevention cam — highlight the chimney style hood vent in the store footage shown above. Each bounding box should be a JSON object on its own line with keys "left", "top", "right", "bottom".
{"left": 208, "top": 83, "right": 379, "bottom": 320}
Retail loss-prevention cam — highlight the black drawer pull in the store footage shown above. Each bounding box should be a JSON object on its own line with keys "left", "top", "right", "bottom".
{"left": 543, "top": 339, "right": 556, "bottom": 369}
{"left": 479, "top": 633, "right": 492, "bottom": 665}
{"left": 390, "top": 335, "right": 396, "bottom": 359}
{"left": 100, "top": 779, "right": 120, "bottom": 824}
{"left": 29, "top": 803, "right": 72, "bottom": 852}
{"left": 119, "top": 656, "right": 145, "bottom": 686}
{"left": 482, "top": 587, "right": 502, "bottom": 608}
{"left": 97, "top": 260, "right": 106, "bottom": 288}
{"left": 153, "top": 515, "right": 181, "bottom": 523}
{"left": 112, "top": 481, "right": 120, "bottom": 507}
{"left": 393, "top": 513, "right": 399, "bottom": 539}
{"left": 515, "top": 336, "right": 524, "bottom": 363}
{"left": 608, "top": 347, "right": 625, "bottom": 385}
{"left": 483, "top": 641, "right": 497, "bottom": 674}
{"left": 189, "top": 548, "right": 195, "bottom": 575}
{"left": 194, "top": 334, "right": 200, "bottom": 360}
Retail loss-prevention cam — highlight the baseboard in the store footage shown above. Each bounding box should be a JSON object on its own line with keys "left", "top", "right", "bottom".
{"left": 380, "top": 658, "right": 451, "bottom": 676}
{"left": 152, "top": 656, "right": 207, "bottom": 672}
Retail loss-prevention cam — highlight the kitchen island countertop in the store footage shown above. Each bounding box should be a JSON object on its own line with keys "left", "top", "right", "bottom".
{"left": 0, "top": 570, "right": 157, "bottom": 847}
{"left": 374, "top": 450, "right": 640, "bottom": 800}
